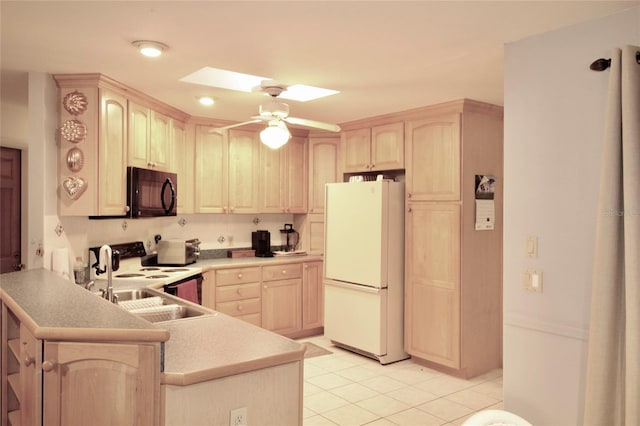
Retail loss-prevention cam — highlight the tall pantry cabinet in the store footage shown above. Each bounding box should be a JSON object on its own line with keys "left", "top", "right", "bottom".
{"left": 404, "top": 100, "right": 503, "bottom": 379}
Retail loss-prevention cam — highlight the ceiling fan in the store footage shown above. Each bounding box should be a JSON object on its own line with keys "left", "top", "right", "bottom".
{"left": 210, "top": 80, "right": 341, "bottom": 148}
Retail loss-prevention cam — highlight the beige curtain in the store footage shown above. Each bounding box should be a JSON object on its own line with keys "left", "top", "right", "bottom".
{"left": 584, "top": 45, "right": 640, "bottom": 425}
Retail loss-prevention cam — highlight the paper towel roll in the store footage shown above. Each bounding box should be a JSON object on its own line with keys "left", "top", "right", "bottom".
{"left": 52, "top": 248, "right": 72, "bottom": 281}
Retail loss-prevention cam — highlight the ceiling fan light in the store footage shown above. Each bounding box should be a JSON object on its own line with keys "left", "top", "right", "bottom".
{"left": 260, "top": 121, "right": 291, "bottom": 149}
{"left": 132, "top": 40, "right": 168, "bottom": 58}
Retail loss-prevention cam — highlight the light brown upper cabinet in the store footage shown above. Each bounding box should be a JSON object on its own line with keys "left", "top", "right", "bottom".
{"left": 128, "top": 101, "right": 172, "bottom": 171}
{"left": 259, "top": 136, "right": 308, "bottom": 214}
{"left": 308, "top": 137, "right": 340, "bottom": 214}
{"left": 405, "top": 113, "right": 461, "bottom": 201}
{"left": 342, "top": 122, "right": 404, "bottom": 173}
{"left": 195, "top": 126, "right": 259, "bottom": 214}
{"left": 172, "top": 120, "right": 194, "bottom": 214}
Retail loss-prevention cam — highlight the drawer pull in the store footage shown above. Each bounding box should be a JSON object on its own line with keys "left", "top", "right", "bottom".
{"left": 281, "top": 270, "right": 287, "bottom": 275}
{"left": 42, "top": 360, "right": 56, "bottom": 372}
{"left": 236, "top": 289, "right": 242, "bottom": 295}
{"left": 237, "top": 273, "right": 243, "bottom": 279}
{"left": 237, "top": 304, "right": 243, "bottom": 311}
{"left": 24, "top": 355, "right": 35, "bottom": 366}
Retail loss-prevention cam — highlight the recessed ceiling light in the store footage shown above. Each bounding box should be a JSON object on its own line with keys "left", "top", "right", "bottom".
{"left": 198, "top": 96, "right": 215, "bottom": 106}
{"left": 132, "top": 40, "right": 168, "bottom": 58}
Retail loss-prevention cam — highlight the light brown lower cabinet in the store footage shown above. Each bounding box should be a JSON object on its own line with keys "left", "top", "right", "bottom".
{"left": 42, "top": 341, "right": 160, "bottom": 426}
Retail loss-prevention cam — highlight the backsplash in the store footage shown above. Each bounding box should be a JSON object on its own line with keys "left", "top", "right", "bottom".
{"left": 57, "top": 213, "right": 296, "bottom": 263}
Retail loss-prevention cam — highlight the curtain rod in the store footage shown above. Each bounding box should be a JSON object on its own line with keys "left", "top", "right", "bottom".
{"left": 590, "top": 51, "right": 640, "bottom": 71}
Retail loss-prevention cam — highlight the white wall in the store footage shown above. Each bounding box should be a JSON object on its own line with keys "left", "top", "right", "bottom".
{"left": 503, "top": 6, "right": 639, "bottom": 425}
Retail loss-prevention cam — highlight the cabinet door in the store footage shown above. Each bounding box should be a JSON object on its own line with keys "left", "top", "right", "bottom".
{"left": 128, "top": 101, "right": 151, "bottom": 169}
{"left": 149, "top": 110, "right": 171, "bottom": 171}
{"left": 261, "top": 278, "right": 302, "bottom": 336}
{"left": 195, "top": 125, "right": 228, "bottom": 213}
{"left": 405, "top": 113, "right": 461, "bottom": 201}
{"left": 285, "top": 136, "right": 308, "bottom": 213}
{"left": 42, "top": 341, "right": 159, "bottom": 426}
{"left": 405, "top": 203, "right": 460, "bottom": 368}
{"left": 371, "top": 122, "right": 404, "bottom": 171}
{"left": 342, "top": 128, "right": 371, "bottom": 172}
{"left": 98, "top": 90, "right": 128, "bottom": 216}
{"left": 172, "top": 120, "right": 194, "bottom": 213}
{"left": 308, "top": 137, "right": 339, "bottom": 214}
{"left": 20, "top": 324, "right": 40, "bottom": 426}
{"left": 201, "top": 270, "right": 215, "bottom": 309}
{"left": 228, "top": 129, "right": 259, "bottom": 214}
{"left": 259, "top": 141, "right": 285, "bottom": 213}
{"left": 302, "top": 262, "right": 323, "bottom": 330}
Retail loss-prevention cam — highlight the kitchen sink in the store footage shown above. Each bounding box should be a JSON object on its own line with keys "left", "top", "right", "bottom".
{"left": 109, "top": 288, "right": 208, "bottom": 323}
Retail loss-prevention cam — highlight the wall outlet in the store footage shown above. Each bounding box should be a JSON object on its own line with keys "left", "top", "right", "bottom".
{"left": 229, "top": 407, "right": 247, "bottom": 426}
{"left": 521, "top": 269, "right": 543, "bottom": 293}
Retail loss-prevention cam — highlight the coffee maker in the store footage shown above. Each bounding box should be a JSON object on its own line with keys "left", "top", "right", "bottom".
{"left": 252, "top": 230, "right": 273, "bottom": 257}
{"left": 279, "top": 224, "right": 300, "bottom": 252}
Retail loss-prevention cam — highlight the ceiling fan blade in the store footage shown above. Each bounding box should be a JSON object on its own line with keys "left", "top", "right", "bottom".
{"left": 284, "top": 116, "right": 341, "bottom": 132}
{"left": 208, "top": 119, "right": 262, "bottom": 133}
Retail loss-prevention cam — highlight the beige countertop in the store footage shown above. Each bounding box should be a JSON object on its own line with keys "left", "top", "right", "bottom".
{"left": 1, "top": 267, "right": 306, "bottom": 387}
{"left": 0, "top": 268, "right": 168, "bottom": 342}
{"left": 195, "top": 253, "right": 323, "bottom": 271}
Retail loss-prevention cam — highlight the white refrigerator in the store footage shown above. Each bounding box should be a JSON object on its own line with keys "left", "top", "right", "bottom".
{"left": 324, "top": 180, "right": 409, "bottom": 364}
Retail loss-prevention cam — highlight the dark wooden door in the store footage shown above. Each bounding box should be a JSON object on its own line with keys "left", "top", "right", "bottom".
{"left": 0, "top": 147, "right": 23, "bottom": 273}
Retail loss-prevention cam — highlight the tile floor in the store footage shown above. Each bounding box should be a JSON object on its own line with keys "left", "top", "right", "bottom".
{"left": 299, "top": 335, "right": 503, "bottom": 426}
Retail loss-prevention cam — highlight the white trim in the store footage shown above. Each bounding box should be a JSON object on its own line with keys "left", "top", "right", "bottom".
{"left": 504, "top": 313, "right": 589, "bottom": 341}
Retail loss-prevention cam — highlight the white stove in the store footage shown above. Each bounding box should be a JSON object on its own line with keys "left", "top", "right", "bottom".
{"left": 89, "top": 241, "right": 202, "bottom": 291}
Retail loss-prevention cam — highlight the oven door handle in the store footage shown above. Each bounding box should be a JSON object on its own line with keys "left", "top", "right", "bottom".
{"left": 161, "top": 177, "right": 176, "bottom": 214}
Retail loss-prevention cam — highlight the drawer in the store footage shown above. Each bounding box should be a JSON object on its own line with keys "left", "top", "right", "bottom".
{"left": 216, "top": 298, "right": 261, "bottom": 317}
{"left": 216, "top": 282, "right": 261, "bottom": 303}
{"left": 262, "top": 263, "right": 302, "bottom": 282}
{"left": 215, "top": 267, "right": 261, "bottom": 286}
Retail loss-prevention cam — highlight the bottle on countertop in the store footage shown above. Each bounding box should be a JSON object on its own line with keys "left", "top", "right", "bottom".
{"left": 73, "top": 256, "right": 86, "bottom": 285}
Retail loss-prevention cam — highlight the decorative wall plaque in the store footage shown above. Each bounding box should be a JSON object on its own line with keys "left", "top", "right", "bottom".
{"left": 62, "top": 176, "right": 88, "bottom": 199}
{"left": 60, "top": 119, "right": 87, "bottom": 143}
{"left": 62, "top": 91, "right": 88, "bottom": 115}
{"left": 66, "top": 147, "right": 84, "bottom": 172}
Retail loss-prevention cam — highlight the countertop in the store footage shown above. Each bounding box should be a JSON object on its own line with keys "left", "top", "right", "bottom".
{"left": 195, "top": 253, "right": 323, "bottom": 271}
{"left": 0, "top": 268, "right": 168, "bottom": 343}
{"left": 0, "top": 267, "right": 306, "bottom": 386}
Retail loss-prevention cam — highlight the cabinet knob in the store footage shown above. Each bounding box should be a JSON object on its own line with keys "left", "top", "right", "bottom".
{"left": 237, "top": 304, "right": 243, "bottom": 312}
{"left": 42, "top": 360, "right": 56, "bottom": 372}
{"left": 236, "top": 288, "right": 242, "bottom": 295}
{"left": 24, "top": 355, "right": 35, "bottom": 366}
{"left": 408, "top": 207, "right": 412, "bottom": 213}
{"left": 237, "top": 273, "right": 243, "bottom": 279}
{"left": 408, "top": 193, "right": 412, "bottom": 199}
{"left": 124, "top": 205, "right": 131, "bottom": 213}
{"left": 281, "top": 270, "right": 287, "bottom": 275}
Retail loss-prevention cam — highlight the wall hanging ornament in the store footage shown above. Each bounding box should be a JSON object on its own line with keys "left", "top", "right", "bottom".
{"left": 62, "top": 176, "right": 88, "bottom": 200}
{"left": 62, "top": 91, "right": 88, "bottom": 115}
{"left": 60, "top": 119, "right": 87, "bottom": 143}
{"left": 66, "top": 147, "right": 84, "bottom": 172}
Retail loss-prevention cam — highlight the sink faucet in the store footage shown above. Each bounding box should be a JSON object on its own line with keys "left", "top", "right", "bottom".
{"left": 95, "top": 245, "right": 120, "bottom": 303}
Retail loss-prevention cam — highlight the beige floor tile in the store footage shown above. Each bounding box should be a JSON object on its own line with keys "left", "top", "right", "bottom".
{"left": 360, "top": 375, "right": 407, "bottom": 393}
{"left": 337, "top": 365, "right": 382, "bottom": 382}
{"left": 304, "top": 414, "right": 339, "bottom": 425}
{"left": 356, "top": 394, "right": 411, "bottom": 417}
{"left": 414, "top": 375, "right": 476, "bottom": 397}
{"left": 307, "top": 372, "right": 355, "bottom": 390}
{"left": 322, "top": 404, "right": 381, "bottom": 426}
{"left": 468, "top": 381, "right": 503, "bottom": 400}
{"left": 417, "top": 398, "right": 474, "bottom": 422}
{"left": 304, "top": 407, "right": 318, "bottom": 419}
{"left": 386, "top": 407, "right": 448, "bottom": 426}
{"left": 305, "top": 363, "right": 330, "bottom": 379}
{"left": 364, "top": 418, "right": 397, "bottom": 426}
{"left": 385, "top": 385, "right": 440, "bottom": 407}
{"left": 444, "top": 388, "right": 500, "bottom": 410}
{"left": 310, "top": 355, "right": 361, "bottom": 372}
{"left": 305, "top": 391, "right": 351, "bottom": 414}
{"left": 305, "top": 382, "right": 326, "bottom": 396}
{"left": 330, "top": 382, "right": 381, "bottom": 403}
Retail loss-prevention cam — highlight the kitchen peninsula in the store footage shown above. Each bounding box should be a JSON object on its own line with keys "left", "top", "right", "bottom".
{"left": 0, "top": 268, "right": 305, "bottom": 426}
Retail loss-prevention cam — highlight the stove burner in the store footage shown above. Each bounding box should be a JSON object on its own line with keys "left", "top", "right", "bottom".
{"left": 140, "top": 267, "right": 160, "bottom": 271}
{"left": 115, "top": 273, "right": 145, "bottom": 278}
{"left": 161, "top": 268, "right": 189, "bottom": 272}
{"left": 145, "top": 274, "right": 170, "bottom": 279}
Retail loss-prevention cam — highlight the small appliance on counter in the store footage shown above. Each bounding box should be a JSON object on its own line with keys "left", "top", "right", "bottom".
{"left": 279, "top": 224, "right": 300, "bottom": 252}
{"left": 252, "top": 230, "right": 273, "bottom": 257}
{"left": 157, "top": 238, "right": 200, "bottom": 266}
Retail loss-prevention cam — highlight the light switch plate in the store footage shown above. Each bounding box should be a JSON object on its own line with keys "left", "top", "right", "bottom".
{"left": 526, "top": 235, "right": 538, "bottom": 258}
{"left": 521, "top": 269, "right": 543, "bottom": 293}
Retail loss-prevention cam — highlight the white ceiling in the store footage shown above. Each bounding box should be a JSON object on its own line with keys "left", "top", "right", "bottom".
{"left": 1, "top": 1, "right": 637, "bottom": 127}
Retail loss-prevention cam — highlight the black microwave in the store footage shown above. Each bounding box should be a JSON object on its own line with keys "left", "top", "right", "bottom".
{"left": 127, "top": 167, "right": 177, "bottom": 218}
